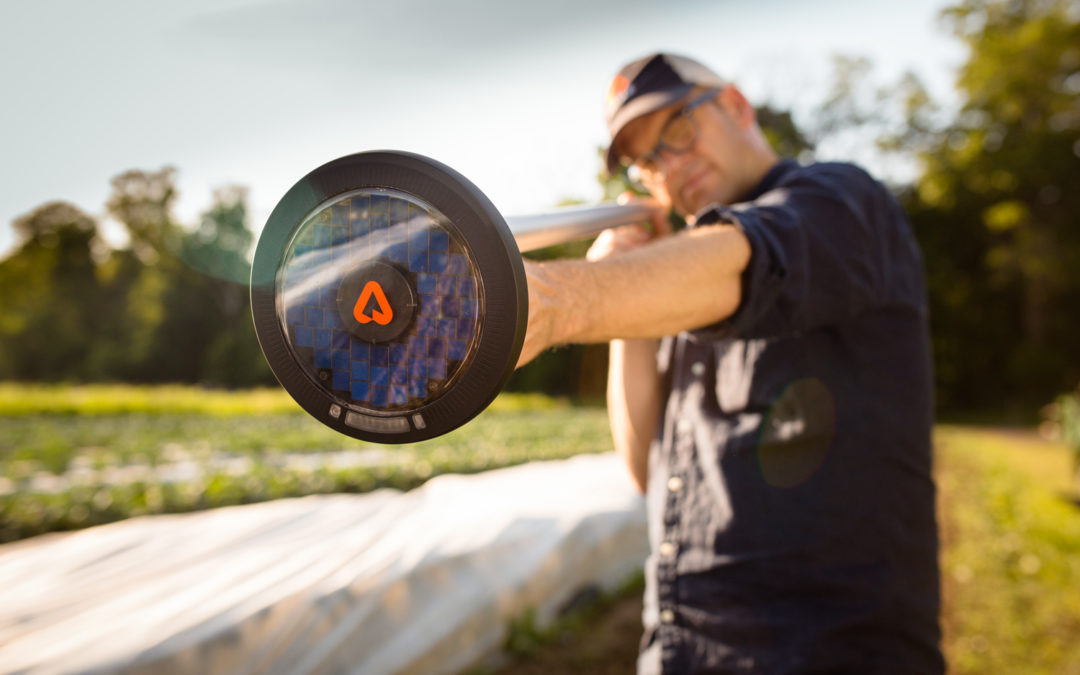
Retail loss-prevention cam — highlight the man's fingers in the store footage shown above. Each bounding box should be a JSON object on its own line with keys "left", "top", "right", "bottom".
{"left": 587, "top": 224, "right": 651, "bottom": 261}
{"left": 617, "top": 192, "right": 669, "bottom": 238}
{"left": 651, "top": 210, "right": 673, "bottom": 237}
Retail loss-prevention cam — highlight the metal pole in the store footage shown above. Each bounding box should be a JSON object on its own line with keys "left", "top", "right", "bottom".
{"left": 506, "top": 202, "right": 661, "bottom": 252}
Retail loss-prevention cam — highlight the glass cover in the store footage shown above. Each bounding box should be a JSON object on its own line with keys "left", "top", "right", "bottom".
{"left": 276, "top": 188, "right": 484, "bottom": 413}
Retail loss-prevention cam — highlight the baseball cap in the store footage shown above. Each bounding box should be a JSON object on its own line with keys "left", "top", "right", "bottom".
{"left": 604, "top": 53, "right": 727, "bottom": 173}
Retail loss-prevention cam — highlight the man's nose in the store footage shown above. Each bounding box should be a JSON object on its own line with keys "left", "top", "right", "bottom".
{"left": 657, "top": 147, "right": 694, "bottom": 178}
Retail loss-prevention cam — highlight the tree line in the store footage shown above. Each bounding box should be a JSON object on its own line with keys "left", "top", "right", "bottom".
{"left": 0, "top": 170, "right": 270, "bottom": 387}
{"left": 0, "top": 0, "right": 1077, "bottom": 414}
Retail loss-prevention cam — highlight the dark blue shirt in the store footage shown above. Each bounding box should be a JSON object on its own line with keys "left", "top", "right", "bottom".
{"left": 640, "top": 160, "right": 943, "bottom": 674}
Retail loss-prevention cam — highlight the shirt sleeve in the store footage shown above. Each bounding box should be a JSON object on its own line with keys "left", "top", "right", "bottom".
{"left": 691, "top": 163, "right": 893, "bottom": 341}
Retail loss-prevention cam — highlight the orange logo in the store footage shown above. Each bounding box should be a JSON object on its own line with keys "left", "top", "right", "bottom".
{"left": 606, "top": 74, "right": 629, "bottom": 110}
{"left": 353, "top": 281, "right": 393, "bottom": 326}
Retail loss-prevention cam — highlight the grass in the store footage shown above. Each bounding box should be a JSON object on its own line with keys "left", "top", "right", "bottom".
{"left": 477, "top": 426, "right": 1080, "bottom": 674}
{"left": 0, "top": 383, "right": 565, "bottom": 417}
{"left": 4, "top": 385, "right": 1080, "bottom": 672}
{"left": 0, "top": 384, "right": 611, "bottom": 542}
{"left": 935, "top": 426, "right": 1080, "bottom": 674}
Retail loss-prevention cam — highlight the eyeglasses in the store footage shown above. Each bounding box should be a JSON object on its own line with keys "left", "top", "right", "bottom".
{"left": 623, "top": 88, "right": 722, "bottom": 178}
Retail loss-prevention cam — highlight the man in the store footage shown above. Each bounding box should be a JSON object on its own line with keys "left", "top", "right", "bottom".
{"left": 517, "top": 53, "right": 943, "bottom": 674}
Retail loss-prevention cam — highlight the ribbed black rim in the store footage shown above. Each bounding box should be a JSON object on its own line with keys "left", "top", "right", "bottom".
{"left": 250, "top": 151, "right": 527, "bottom": 444}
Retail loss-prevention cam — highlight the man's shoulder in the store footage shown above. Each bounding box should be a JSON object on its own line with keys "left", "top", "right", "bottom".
{"left": 773, "top": 160, "right": 878, "bottom": 193}
{"left": 760, "top": 161, "right": 895, "bottom": 221}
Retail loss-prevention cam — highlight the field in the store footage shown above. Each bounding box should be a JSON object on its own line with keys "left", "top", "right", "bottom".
{"left": 0, "top": 384, "right": 610, "bottom": 542}
{"left": 3, "top": 385, "right": 1080, "bottom": 672}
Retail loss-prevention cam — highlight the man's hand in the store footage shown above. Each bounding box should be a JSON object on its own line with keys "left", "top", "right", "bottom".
{"left": 586, "top": 194, "right": 669, "bottom": 261}
{"left": 513, "top": 195, "right": 749, "bottom": 369}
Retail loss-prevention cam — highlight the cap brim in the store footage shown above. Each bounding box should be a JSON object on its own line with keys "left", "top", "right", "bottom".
{"left": 604, "top": 84, "right": 694, "bottom": 174}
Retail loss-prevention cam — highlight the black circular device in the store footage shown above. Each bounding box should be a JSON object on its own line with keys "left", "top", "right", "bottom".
{"left": 251, "top": 151, "right": 528, "bottom": 444}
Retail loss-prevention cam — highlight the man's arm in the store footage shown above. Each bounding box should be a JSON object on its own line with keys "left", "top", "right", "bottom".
{"left": 607, "top": 338, "right": 662, "bottom": 494}
{"left": 517, "top": 223, "right": 750, "bottom": 365}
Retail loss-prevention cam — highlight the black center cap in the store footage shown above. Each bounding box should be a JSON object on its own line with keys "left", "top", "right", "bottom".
{"left": 336, "top": 261, "right": 416, "bottom": 343}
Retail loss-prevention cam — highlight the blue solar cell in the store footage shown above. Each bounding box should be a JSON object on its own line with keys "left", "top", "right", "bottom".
{"left": 372, "top": 367, "right": 389, "bottom": 387}
{"left": 430, "top": 230, "right": 449, "bottom": 251}
{"left": 420, "top": 295, "right": 440, "bottom": 317}
{"left": 417, "top": 273, "right": 436, "bottom": 294}
{"left": 351, "top": 360, "right": 369, "bottom": 380}
{"left": 386, "top": 242, "right": 408, "bottom": 264}
{"left": 320, "top": 287, "right": 336, "bottom": 307}
{"left": 286, "top": 306, "right": 304, "bottom": 326}
{"left": 305, "top": 307, "right": 324, "bottom": 327}
{"left": 448, "top": 339, "right": 467, "bottom": 361}
{"left": 351, "top": 342, "right": 370, "bottom": 360}
{"left": 409, "top": 336, "right": 426, "bottom": 357}
{"left": 428, "top": 357, "right": 447, "bottom": 380}
{"left": 448, "top": 254, "right": 467, "bottom": 275}
{"left": 371, "top": 386, "right": 388, "bottom": 407}
{"left": 390, "top": 385, "right": 408, "bottom": 405}
{"left": 442, "top": 296, "right": 461, "bottom": 318}
{"left": 409, "top": 250, "right": 429, "bottom": 273}
{"left": 332, "top": 328, "right": 349, "bottom": 350}
{"left": 417, "top": 316, "right": 436, "bottom": 336}
{"left": 427, "top": 338, "right": 446, "bottom": 359}
{"left": 351, "top": 195, "right": 369, "bottom": 217}
{"left": 409, "top": 358, "right": 427, "bottom": 378}
{"left": 436, "top": 275, "right": 455, "bottom": 295}
{"left": 294, "top": 326, "right": 313, "bottom": 347}
{"left": 409, "top": 378, "right": 426, "bottom": 398}
{"left": 332, "top": 350, "right": 350, "bottom": 370}
{"left": 389, "top": 365, "right": 407, "bottom": 385}
{"left": 408, "top": 228, "right": 429, "bottom": 248}
{"left": 457, "top": 318, "right": 475, "bottom": 339}
{"left": 461, "top": 297, "right": 478, "bottom": 317}
{"left": 281, "top": 192, "right": 489, "bottom": 413}
{"left": 332, "top": 225, "right": 348, "bottom": 244}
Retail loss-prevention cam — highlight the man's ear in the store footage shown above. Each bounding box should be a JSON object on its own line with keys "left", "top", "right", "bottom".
{"left": 719, "top": 85, "right": 756, "bottom": 129}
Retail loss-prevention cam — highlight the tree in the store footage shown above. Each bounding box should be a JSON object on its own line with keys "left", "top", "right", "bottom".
{"left": 0, "top": 202, "right": 101, "bottom": 380}
{"left": 911, "top": 0, "right": 1080, "bottom": 408}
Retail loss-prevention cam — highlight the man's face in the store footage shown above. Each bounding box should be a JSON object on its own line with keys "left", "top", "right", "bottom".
{"left": 616, "top": 87, "right": 757, "bottom": 217}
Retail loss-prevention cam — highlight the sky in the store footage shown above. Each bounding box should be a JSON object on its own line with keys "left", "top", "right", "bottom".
{"left": 0, "top": 0, "right": 966, "bottom": 258}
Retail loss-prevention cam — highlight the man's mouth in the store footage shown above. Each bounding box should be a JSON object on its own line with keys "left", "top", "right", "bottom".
{"left": 680, "top": 169, "right": 710, "bottom": 205}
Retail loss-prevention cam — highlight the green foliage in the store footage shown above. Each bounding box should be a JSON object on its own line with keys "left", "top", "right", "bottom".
{"left": 0, "top": 202, "right": 101, "bottom": 380}
{"left": 0, "top": 169, "right": 272, "bottom": 387}
{"left": 1041, "top": 385, "right": 1080, "bottom": 489}
{"left": 0, "top": 387, "right": 611, "bottom": 543}
{"left": 909, "top": 0, "right": 1080, "bottom": 409}
{"left": 756, "top": 104, "right": 815, "bottom": 160}
{"left": 500, "top": 572, "right": 645, "bottom": 661}
{"left": 936, "top": 426, "right": 1080, "bottom": 673}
